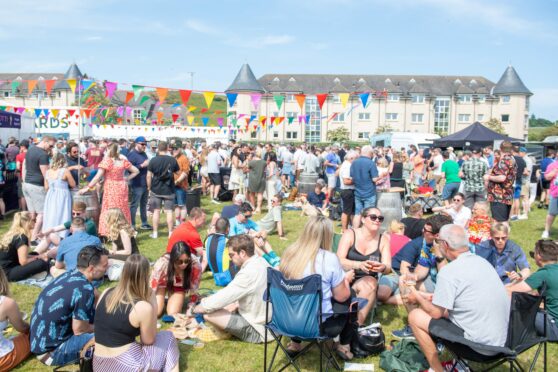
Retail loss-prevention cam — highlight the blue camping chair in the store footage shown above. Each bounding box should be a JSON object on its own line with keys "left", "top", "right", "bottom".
{"left": 263, "top": 268, "right": 346, "bottom": 372}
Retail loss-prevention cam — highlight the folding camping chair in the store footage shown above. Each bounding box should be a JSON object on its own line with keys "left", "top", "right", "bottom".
{"left": 430, "top": 289, "right": 546, "bottom": 372}
{"left": 263, "top": 268, "right": 343, "bottom": 372}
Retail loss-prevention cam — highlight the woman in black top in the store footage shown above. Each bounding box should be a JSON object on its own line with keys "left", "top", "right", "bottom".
{"left": 390, "top": 152, "right": 405, "bottom": 189}
{"left": 336, "top": 207, "right": 391, "bottom": 325}
{"left": 0, "top": 212, "right": 49, "bottom": 281}
{"left": 93, "top": 254, "right": 179, "bottom": 371}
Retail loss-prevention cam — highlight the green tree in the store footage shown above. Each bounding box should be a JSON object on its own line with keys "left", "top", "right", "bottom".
{"left": 484, "top": 118, "right": 506, "bottom": 134}
{"left": 529, "top": 114, "right": 555, "bottom": 128}
{"left": 327, "top": 127, "right": 350, "bottom": 142}
{"left": 375, "top": 124, "right": 394, "bottom": 134}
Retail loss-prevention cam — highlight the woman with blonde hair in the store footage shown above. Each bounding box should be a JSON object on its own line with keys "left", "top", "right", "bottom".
{"left": 280, "top": 216, "right": 357, "bottom": 360}
{"left": 93, "top": 254, "right": 180, "bottom": 371}
{"left": 105, "top": 208, "right": 139, "bottom": 261}
{"left": 80, "top": 143, "right": 139, "bottom": 237}
{"left": 0, "top": 212, "right": 49, "bottom": 281}
{"left": 42, "top": 152, "right": 75, "bottom": 239}
{"left": 0, "top": 268, "right": 31, "bottom": 370}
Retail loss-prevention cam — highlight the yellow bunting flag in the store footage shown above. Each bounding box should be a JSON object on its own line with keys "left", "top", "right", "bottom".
{"left": 188, "top": 106, "right": 197, "bottom": 112}
{"left": 156, "top": 87, "right": 168, "bottom": 103}
{"left": 51, "top": 109, "right": 59, "bottom": 118}
{"left": 339, "top": 93, "right": 350, "bottom": 108}
{"left": 202, "top": 92, "right": 215, "bottom": 109}
{"left": 27, "top": 80, "right": 38, "bottom": 95}
{"left": 186, "top": 115, "right": 194, "bottom": 125}
{"left": 66, "top": 79, "right": 77, "bottom": 94}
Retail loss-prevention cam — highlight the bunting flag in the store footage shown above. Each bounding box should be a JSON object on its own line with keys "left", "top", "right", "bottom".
{"left": 226, "top": 93, "right": 238, "bottom": 107}
{"left": 328, "top": 113, "right": 339, "bottom": 122}
{"left": 202, "top": 117, "right": 209, "bottom": 126}
{"left": 51, "top": 109, "right": 59, "bottom": 118}
{"left": 68, "top": 109, "right": 76, "bottom": 117}
{"left": 44, "top": 80, "right": 55, "bottom": 95}
{"left": 295, "top": 94, "right": 306, "bottom": 110}
{"left": 288, "top": 116, "right": 295, "bottom": 124}
{"left": 105, "top": 81, "right": 117, "bottom": 99}
{"left": 339, "top": 93, "right": 350, "bottom": 108}
{"left": 260, "top": 116, "right": 267, "bottom": 126}
{"left": 250, "top": 93, "right": 262, "bottom": 110}
{"left": 359, "top": 92, "right": 370, "bottom": 107}
{"left": 11, "top": 81, "right": 21, "bottom": 95}
{"left": 66, "top": 79, "right": 77, "bottom": 93}
{"left": 187, "top": 106, "right": 197, "bottom": 112}
{"left": 202, "top": 92, "right": 215, "bottom": 109}
{"left": 217, "top": 117, "right": 224, "bottom": 127}
{"left": 273, "top": 94, "right": 284, "bottom": 110}
{"left": 116, "top": 106, "right": 124, "bottom": 117}
{"left": 156, "top": 112, "right": 164, "bottom": 123}
{"left": 34, "top": 108, "right": 42, "bottom": 117}
{"left": 156, "top": 87, "right": 168, "bottom": 103}
{"left": 125, "top": 92, "right": 134, "bottom": 104}
{"left": 139, "top": 96, "right": 151, "bottom": 105}
{"left": 27, "top": 80, "right": 38, "bottom": 96}
{"left": 186, "top": 115, "right": 194, "bottom": 125}
{"left": 305, "top": 114, "right": 311, "bottom": 124}
{"left": 200, "top": 108, "right": 209, "bottom": 114}
{"left": 132, "top": 85, "right": 144, "bottom": 101}
{"left": 81, "top": 79, "right": 95, "bottom": 92}
{"left": 171, "top": 114, "right": 179, "bottom": 123}
{"left": 125, "top": 106, "right": 132, "bottom": 117}
{"left": 179, "top": 89, "right": 192, "bottom": 106}
{"left": 316, "top": 94, "right": 328, "bottom": 110}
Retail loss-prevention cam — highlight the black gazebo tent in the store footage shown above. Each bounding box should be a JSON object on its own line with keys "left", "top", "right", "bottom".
{"left": 433, "top": 122, "right": 521, "bottom": 148}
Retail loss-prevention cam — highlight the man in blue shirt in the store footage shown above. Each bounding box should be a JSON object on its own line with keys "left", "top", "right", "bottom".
{"left": 350, "top": 145, "right": 381, "bottom": 227}
{"left": 30, "top": 246, "right": 109, "bottom": 366}
{"left": 539, "top": 149, "right": 555, "bottom": 209}
{"left": 51, "top": 217, "right": 102, "bottom": 278}
{"left": 127, "top": 136, "right": 151, "bottom": 230}
{"left": 324, "top": 146, "right": 341, "bottom": 199}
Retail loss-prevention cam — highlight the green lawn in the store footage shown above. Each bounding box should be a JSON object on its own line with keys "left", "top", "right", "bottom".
{"left": 3, "top": 197, "right": 558, "bottom": 371}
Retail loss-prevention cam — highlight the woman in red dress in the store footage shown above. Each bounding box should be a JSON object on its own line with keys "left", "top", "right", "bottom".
{"left": 80, "top": 143, "right": 139, "bottom": 237}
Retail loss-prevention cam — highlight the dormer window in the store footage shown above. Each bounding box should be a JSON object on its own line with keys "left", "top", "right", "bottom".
{"left": 273, "top": 77, "right": 280, "bottom": 82}
{"left": 454, "top": 78, "right": 462, "bottom": 85}
{"left": 385, "top": 78, "right": 392, "bottom": 84}
{"left": 333, "top": 77, "right": 340, "bottom": 84}
{"left": 409, "top": 78, "right": 416, "bottom": 84}
{"left": 457, "top": 94, "right": 472, "bottom": 103}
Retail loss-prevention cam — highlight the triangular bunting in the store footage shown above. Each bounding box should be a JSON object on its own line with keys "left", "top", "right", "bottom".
{"left": 288, "top": 117, "right": 295, "bottom": 124}
{"left": 186, "top": 115, "right": 194, "bottom": 125}
{"left": 217, "top": 118, "right": 224, "bottom": 127}
{"left": 305, "top": 114, "right": 311, "bottom": 124}
{"left": 68, "top": 109, "right": 76, "bottom": 117}
{"left": 34, "top": 108, "right": 43, "bottom": 117}
{"left": 273, "top": 95, "right": 284, "bottom": 110}
{"left": 105, "top": 82, "right": 117, "bottom": 99}
{"left": 27, "top": 80, "right": 38, "bottom": 95}
{"left": 156, "top": 87, "right": 168, "bottom": 103}
{"left": 316, "top": 94, "right": 328, "bottom": 110}
{"left": 202, "top": 92, "right": 215, "bottom": 109}
{"left": 359, "top": 93, "right": 370, "bottom": 107}
{"left": 11, "top": 81, "right": 21, "bottom": 95}
{"left": 295, "top": 94, "right": 306, "bottom": 111}
{"left": 250, "top": 94, "right": 262, "bottom": 110}
{"left": 51, "top": 109, "right": 59, "bottom": 118}
{"left": 339, "top": 93, "right": 350, "bottom": 108}
{"left": 44, "top": 80, "right": 55, "bottom": 95}
{"left": 202, "top": 117, "right": 209, "bottom": 126}
{"left": 171, "top": 114, "right": 179, "bottom": 123}
{"left": 66, "top": 79, "right": 77, "bottom": 93}
{"left": 226, "top": 93, "right": 238, "bottom": 107}
{"left": 132, "top": 85, "right": 144, "bottom": 101}
{"left": 200, "top": 108, "right": 209, "bottom": 114}
{"left": 179, "top": 90, "right": 192, "bottom": 106}
{"left": 139, "top": 96, "right": 150, "bottom": 105}
{"left": 156, "top": 112, "right": 164, "bottom": 123}
{"left": 125, "top": 92, "right": 134, "bottom": 104}
{"left": 81, "top": 80, "right": 95, "bottom": 92}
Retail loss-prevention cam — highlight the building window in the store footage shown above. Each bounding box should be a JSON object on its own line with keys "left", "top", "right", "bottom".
{"left": 411, "top": 113, "right": 424, "bottom": 123}
{"left": 273, "top": 131, "right": 279, "bottom": 138}
{"left": 333, "top": 94, "right": 341, "bottom": 104}
{"left": 501, "top": 95, "right": 510, "bottom": 103}
{"left": 133, "top": 109, "right": 143, "bottom": 121}
{"left": 286, "top": 94, "right": 295, "bottom": 103}
{"left": 501, "top": 114, "right": 510, "bottom": 123}
{"left": 457, "top": 94, "right": 472, "bottom": 103}
{"left": 357, "top": 132, "right": 370, "bottom": 139}
{"left": 286, "top": 131, "right": 298, "bottom": 139}
{"left": 477, "top": 114, "right": 484, "bottom": 122}
{"left": 434, "top": 97, "right": 450, "bottom": 134}
{"left": 251, "top": 131, "right": 257, "bottom": 139}
{"left": 286, "top": 111, "right": 297, "bottom": 119}
{"left": 387, "top": 94, "right": 400, "bottom": 102}
{"left": 58, "top": 91, "right": 62, "bottom": 98}
{"left": 476, "top": 94, "right": 486, "bottom": 103}
{"left": 332, "top": 113, "right": 345, "bottom": 123}
{"left": 385, "top": 113, "right": 398, "bottom": 121}
{"left": 525, "top": 97, "right": 530, "bottom": 111}
{"left": 3, "top": 92, "right": 9, "bottom": 98}
{"left": 458, "top": 114, "right": 471, "bottom": 122}
{"left": 272, "top": 111, "right": 279, "bottom": 117}
{"left": 411, "top": 94, "right": 425, "bottom": 104}
{"left": 358, "top": 112, "right": 371, "bottom": 121}
{"left": 304, "top": 96, "right": 321, "bottom": 143}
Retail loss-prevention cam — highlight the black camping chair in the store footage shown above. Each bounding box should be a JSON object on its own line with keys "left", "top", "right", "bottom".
{"left": 430, "top": 289, "right": 546, "bottom": 372}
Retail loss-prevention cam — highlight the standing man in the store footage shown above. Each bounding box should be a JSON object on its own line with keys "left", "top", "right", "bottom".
{"left": 324, "top": 146, "right": 341, "bottom": 201}
{"left": 22, "top": 135, "right": 55, "bottom": 241}
{"left": 484, "top": 141, "right": 517, "bottom": 228}
{"left": 207, "top": 143, "right": 223, "bottom": 204}
{"left": 147, "top": 141, "right": 179, "bottom": 239}
{"left": 65, "top": 142, "right": 87, "bottom": 185}
{"left": 15, "top": 139, "right": 29, "bottom": 211}
{"left": 429, "top": 148, "right": 444, "bottom": 193}
{"left": 339, "top": 150, "right": 356, "bottom": 232}
{"left": 350, "top": 145, "right": 381, "bottom": 228}
{"left": 172, "top": 140, "right": 190, "bottom": 226}
{"left": 127, "top": 136, "right": 151, "bottom": 230}
{"left": 539, "top": 149, "right": 555, "bottom": 209}
{"left": 459, "top": 147, "right": 488, "bottom": 208}
{"left": 510, "top": 146, "right": 527, "bottom": 221}
{"left": 84, "top": 140, "right": 104, "bottom": 171}
{"left": 440, "top": 151, "right": 461, "bottom": 207}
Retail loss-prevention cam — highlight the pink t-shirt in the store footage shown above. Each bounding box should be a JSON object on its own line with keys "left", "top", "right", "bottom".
{"left": 389, "top": 233, "right": 411, "bottom": 257}
{"left": 548, "top": 161, "right": 558, "bottom": 198}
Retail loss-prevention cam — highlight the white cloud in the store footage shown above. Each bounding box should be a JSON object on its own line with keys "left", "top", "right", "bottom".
{"left": 260, "top": 35, "right": 295, "bottom": 46}
{"left": 225, "top": 34, "right": 295, "bottom": 49}
{"left": 185, "top": 19, "right": 219, "bottom": 35}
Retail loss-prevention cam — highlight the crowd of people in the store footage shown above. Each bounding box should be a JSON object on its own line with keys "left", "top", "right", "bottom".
{"left": 0, "top": 134, "right": 556, "bottom": 371}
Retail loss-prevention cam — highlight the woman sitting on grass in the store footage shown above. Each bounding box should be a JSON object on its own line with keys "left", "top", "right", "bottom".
{"left": 105, "top": 208, "right": 139, "bottom": 261}
{"left": 94, "top": 254, "right": 179, "bottom": 371}
{"left": 150, "top": 242, "right": 202, "bottom": 317}
{"left": 0, "top": 267, "right": 31, "bottom": 370}
{"left": 0, "top": 212, "right": 49, "bottom": 282}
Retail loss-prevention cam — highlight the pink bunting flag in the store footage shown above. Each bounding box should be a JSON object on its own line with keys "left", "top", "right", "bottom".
{"left": 105, "top": 82, "right": 117, "bottom": 99}
{"left": 217, "top": 118, "right": 224, "bottom": 127}
{"left": 250, "top": 94, "right": 262, "bottom": 110}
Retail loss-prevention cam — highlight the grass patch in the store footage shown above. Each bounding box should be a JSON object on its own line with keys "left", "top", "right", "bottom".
{"left": 3, "top": 198, "right": 558, "bottom": 371}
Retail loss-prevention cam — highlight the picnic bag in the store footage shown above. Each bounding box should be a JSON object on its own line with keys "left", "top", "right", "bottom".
{"left": 379, "top": 339, "right": 429, "bottom": 372}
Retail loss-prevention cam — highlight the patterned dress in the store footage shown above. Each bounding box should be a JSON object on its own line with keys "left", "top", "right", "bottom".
{"left": 487, "top": 154, "right": 517, "bottom": 205}
{"left": 98, "top": 158, "right": 132, "bottom": 237}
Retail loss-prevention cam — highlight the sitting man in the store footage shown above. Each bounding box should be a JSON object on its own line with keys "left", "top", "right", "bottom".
{"left": 407, "top": 224, "right": 510, "bottom": 371}
{"left": 168, "top": 207, "right": 207, "bottom": 270}
{"left": 307, "top": 182, "right": 327, "bottom": 210}
{"left": 209, "top": 194, "right": 246, "bottom": 234}
{"left": 257, "top": 194, "right": 286, "bottom": 240}
{"left": 205, "top": 217, "right": 238, "bottom": 287}
{"left": 192, "top": 234, "right": 269, "bottom": 343}
{"left": 30, "top": 246, "right": 109, "bottom": 366}
{"left": 507, "top": 239, "right": 558, "bottom": 341}
{"left": 228, "top": 202, "right": 280, "bottom": 267}
{"left": 400, "top": 203, "right": 425, "bottom": 240}
{"left": 51, "top": 217, "right": 102, "bottom": 278}
{"left": 476, "top": 223, "right": 530, "bottom": 284}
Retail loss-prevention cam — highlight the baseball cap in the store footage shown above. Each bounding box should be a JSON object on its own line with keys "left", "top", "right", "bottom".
{"left": 519, "top": 147, "right": 527, "bottom": 153}
{"left": 135, "top": 136, "right": 147, "bottom": 144}
{"left": 471, "top": 146, "right": 481, "bottom": 154}
{"left": 172, "top": 140, "right": 183, "bottom": 149}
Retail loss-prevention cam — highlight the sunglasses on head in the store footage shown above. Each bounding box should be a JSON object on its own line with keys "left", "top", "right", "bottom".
{"left": 366, "top": 214, "right": 384, "bottom": 222}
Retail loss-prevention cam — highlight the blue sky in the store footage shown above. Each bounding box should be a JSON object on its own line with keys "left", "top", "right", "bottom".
{"left": 1, "top": 0, "right": 557, "bottom": 120}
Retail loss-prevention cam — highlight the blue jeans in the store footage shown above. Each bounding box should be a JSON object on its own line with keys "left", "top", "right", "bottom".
{"left": 354, "top": 195, "right": 376, "bottom": 215}
{"left": 130, "top": 186, "right": 148, "bottom": 226}
{"left": 50, "top": 333, "right": 94, "bottom": 366}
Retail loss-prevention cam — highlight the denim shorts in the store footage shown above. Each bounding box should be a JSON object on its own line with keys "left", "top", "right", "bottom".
{"left": 513, "top": 183, "right": 521, "bottom": 199}
{"left": 354, "top": 195, "right": 376, "bottom": 215}
{"left": 442, "top": 182, "right": 460, "bottom": 200}
{"left": 175, "top": 187, "right": 187, "bottom": 207}
{"left": 49, "top": 333, "right": 94, "bottom": 366}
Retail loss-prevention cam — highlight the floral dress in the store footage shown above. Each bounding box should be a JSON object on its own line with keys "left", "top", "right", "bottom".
{"left": 98, "top": 158, "right": 132, "bottom": 237}
{"left": 150, "top": 253, "right": 202, "bottom": 303}
{"left": 467, "top": 215, "right": 493, "bottom": 245}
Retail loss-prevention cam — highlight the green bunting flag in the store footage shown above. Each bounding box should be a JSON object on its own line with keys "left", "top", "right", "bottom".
{"left": 132, "top": 85, "right": 144, "bottom": 101}
{"left": 273, "top": 94, "right": 284, "bottom": 110}
{"left": 11, "top": 81, "right": 21, "bottom": 95}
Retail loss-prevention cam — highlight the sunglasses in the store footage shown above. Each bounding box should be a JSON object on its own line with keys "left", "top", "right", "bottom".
{"left": 243, "top": 213, "right": 252, "bottom": 218}
{"left": 138, "top": 143, "right": 147, "bottom": 146}
{"left": 453, "top": 198, "right": 462, "bottom": 202}
{"left": 493, "top": 236, "right": 508, "bottom": 241}
{"left": 176, "top": 259, "right": 190, "bottom": 265}
{"left": 72, "top": 211, "right": 84, "bottom": 216}
{"left": 366, "top": 214, "right": 384, "bottom": 222}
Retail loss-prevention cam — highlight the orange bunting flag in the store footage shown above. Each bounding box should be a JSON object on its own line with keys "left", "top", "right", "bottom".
{"left": 156, "top": 87, "right": 168, "bottom": 103}
{"left": 316, "top": 94, "right": 328, "bottom": 110}
{"left": 179, "top": 90, "right": 192, "bottom": 106}
{"left": 156, "top": 112, "right": 164, "bottom": 123}
{"left": 339, "top": 93, "right": 350, "bottom": 108}
{"left": 295, "top": 94, "right": 306, "bottom": 111}
{"left": 125, "top": 92, "right": 134, "bottom": 104}
{"left": 27, "top": 80, "right": 38, "bottom": 95}
{"left": 44, "top": 80, "right": 55, "bottom": 95}
{"left": 203, "top": 92, "right": 215, "bottom": 109}
{"left": 66, "top": 79, "right": 77, "bottom": 94}
{"left": 215, "top": 110, "right": 223, "bottom": 114}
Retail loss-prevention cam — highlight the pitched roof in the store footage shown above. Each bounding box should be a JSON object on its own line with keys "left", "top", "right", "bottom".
{"left": 493, "top": 66, "right": 532, "bottom": 95}
{"left": 433, "top": 122, "right": 521, "bottom": 147}
{"left": 226, "top": 64, "right": 265, "bottom": 93}
{"left": 64, "top": 63, "right": 83, "bottom": 80}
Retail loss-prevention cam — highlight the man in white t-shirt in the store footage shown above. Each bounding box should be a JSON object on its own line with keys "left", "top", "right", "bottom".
{"left": 207, "top": 144, "right": 223, "bottom": 204}
{"left": 430, "top": 148, "right": 444, "bottom": 193}
{"left": 339, "top": 151, "right": 356, "bottom": 232}
{"left": 293, "top": 144, "right": 306, "bottom": 181}
{"left": 432, "top": 192, "right": 471, "bottom": 228}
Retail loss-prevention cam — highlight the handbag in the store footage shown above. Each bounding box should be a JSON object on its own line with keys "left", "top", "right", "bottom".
{"left": 79, "top": 345, "right": 94, "bottom": 372}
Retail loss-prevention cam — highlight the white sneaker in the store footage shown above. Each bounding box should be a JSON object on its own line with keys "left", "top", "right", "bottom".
{"left": 518, "top": 214, "right": 528, "bottom": 220}
{"left": 149, "top": 232, "right": 158, "bottom": 239}
{"left": 542, "top": 230, "right": 550, "bottom": 239}
{"left": 211, "top": 199, "right": 221, "bottom": 204}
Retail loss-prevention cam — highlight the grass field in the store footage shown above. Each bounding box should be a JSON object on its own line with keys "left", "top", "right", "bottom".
{"left": 2, "top": 195, "right": 558, "bottom": 371}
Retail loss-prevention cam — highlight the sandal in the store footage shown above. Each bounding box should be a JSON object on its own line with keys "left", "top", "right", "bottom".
{"left": 335, "top": 345, "right": 353, "bottom": 361}
{"left": 286, "top": 341, "right": 302, "bottom": 356}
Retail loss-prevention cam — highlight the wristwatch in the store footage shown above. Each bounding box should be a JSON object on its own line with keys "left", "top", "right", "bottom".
{"left": 435, "top": 256, "right": 445, "bottom": 263}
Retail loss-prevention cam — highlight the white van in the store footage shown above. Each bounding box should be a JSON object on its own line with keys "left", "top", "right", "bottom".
{"left": 370, "top": 132, "right": 440, "bottom": 151}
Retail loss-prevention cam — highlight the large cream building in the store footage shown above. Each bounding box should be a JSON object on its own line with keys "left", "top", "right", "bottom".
{"left": 226, "top": 64, "right": 532, "bottom": 143}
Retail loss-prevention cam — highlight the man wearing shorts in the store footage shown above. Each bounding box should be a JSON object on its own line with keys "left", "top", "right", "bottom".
{"left": 193, "top": 234, "right": 270, "bottom": 343}
{"left": 324, "top": 146, "right": 341, "bottom": 201}
{"left": 171, "top": 140, "right": 190, "bottom": 226}
{"left": 22, "top": 136, "right": 55, "bottom": 241}
{"left": 207, "top": 143, "right": 223, "bottom": 204}
{"left": 510, "top": 146, "right": 526, "bottom": 220}
{"left": 440, "top": 151, "right": 461, "bottom": 206}
{"left": 147, "top": 141, "right": 179, "bottom": 239}
{"left": 339, "top": 151, "right": 356, "bottom": 232}
{"left": 485, "top": 141, "right": 517, "bottom": 227}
